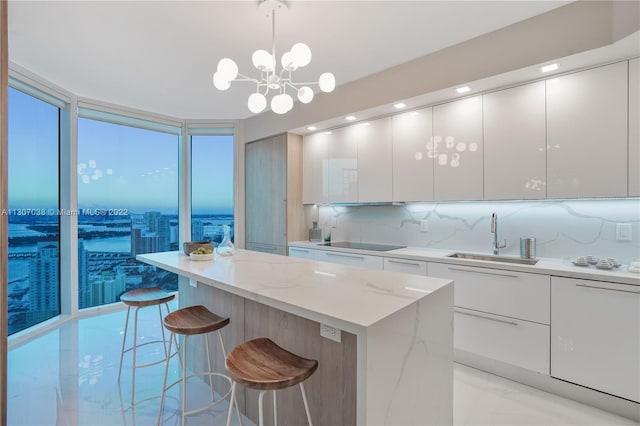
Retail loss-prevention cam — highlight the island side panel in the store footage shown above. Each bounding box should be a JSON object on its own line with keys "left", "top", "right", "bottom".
{"left": 366, "top": 283, "right": 454, "bottom": 425}
{"left": 243, "top": 298, "right": 357, "bottom": 426}
{"left": 178, "top": 276, "right": 248, "bottom": 411}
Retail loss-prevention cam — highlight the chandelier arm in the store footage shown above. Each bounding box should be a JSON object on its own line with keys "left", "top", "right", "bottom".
{"left": 283, "top": 81, "right": 302, "bottom": 92}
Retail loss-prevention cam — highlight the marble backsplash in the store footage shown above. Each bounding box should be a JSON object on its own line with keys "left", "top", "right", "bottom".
{"left": 307, "top": 199, "right": 640, "bottom": 264}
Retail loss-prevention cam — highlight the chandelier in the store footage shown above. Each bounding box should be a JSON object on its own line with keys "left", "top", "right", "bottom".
{"left": 212, "top": 0, "right": 335, "bottom": 115}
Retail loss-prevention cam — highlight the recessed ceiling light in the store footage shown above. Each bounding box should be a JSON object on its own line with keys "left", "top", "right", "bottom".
{"left": 394, "top": 103, "right": 407, "bottom": 109}
{"left": 456, "top": 86, "right": 470, "bottom": 94}
{"left": 362, "top": 122, "right": 371, "bottom": 126}
{"left": 307, "top": 126, "right": 317, "bottom": 131}
{"left": 410, "top": 111, "right": 420, "bottom": 116}
{"left": 324, "top": 131, "right": 332, "bottom": 135}
{"left": 345, "top": 116, "right": 356, "bottom": 121}
{"left": 541, "top": 63, "right": 559, "bottom": 73}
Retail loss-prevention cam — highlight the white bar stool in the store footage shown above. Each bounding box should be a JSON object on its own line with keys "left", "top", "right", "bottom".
{"left": 158, "top": 305, "right": 242, "bottom": 426}
{"left": 117, "top": 287, "right": 177, "bottom": 406}
{"left": 225, "top": 337, "right": 318, "bottom": 426}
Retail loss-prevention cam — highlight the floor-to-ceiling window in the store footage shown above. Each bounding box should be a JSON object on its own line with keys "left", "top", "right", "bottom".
{"left": 76, "top": 114, "right": 180, "bottom": 309}
{"left": 7, "top": 86, "right": 61, "bottom": 334}
{"left": 190, "top": 131, "right": 235, "bottom": 244}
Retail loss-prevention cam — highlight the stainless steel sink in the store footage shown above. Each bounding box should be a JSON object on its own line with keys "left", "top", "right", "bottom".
{"left": 447, "top": 252, "right": 539, "bottom": 265}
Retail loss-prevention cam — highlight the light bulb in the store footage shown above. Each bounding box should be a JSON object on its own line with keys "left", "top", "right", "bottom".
{"left": 281, "top": 51, "right": 296, "bottom": 71}
{"left": 217, "top": 58, "right": 238, "bottom": 81}
{"left": 252, "top": 49, "right": 274, "bottom": 71}
{"left": 248, "top": 93, "right": 267, "bottom": 114}
{"left": 318, "top": 72, "right": 335, "bottom": 92}
{"left": 291, "top": 42, "right": 312, "bottom": 67}
{"left": 271, "top": 93, "right": 293, "bottom": 114}
{"left": 212, "top": 72, "right": 230, "bottom": 91}
{"left": 298, "top": 86, "right": 314, "bottom": 104}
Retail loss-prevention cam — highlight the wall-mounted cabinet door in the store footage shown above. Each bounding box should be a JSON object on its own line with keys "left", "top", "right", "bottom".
{"left": 546, "top": 61, "right": 628, "bottom": 198}
{"left": 328, "top": 126, "right": 358, "bottom": 203}
{"left": 358, "top": 117, "right": 393, "bottom": 202}
{"left": 392, "top": 107, "right": 434, "bottom": 202}
{"left": 302, "top": 132, "right": 329, "bottom": 205}
{"left": 433, "top": 96, "right": 483, "bottom": 201}
{"left": 629, "top": 58, "right": 639, "bottom": 197}
{"left": 484, "top": 82, "right": 546, "bottom": 200}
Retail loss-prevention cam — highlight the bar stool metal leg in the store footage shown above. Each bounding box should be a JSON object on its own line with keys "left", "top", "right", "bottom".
{"left": 300, "top": 382, "right": 313, "bottom": 426}
{"left": 117, "top": 305, "right": 132, "bottom": 383}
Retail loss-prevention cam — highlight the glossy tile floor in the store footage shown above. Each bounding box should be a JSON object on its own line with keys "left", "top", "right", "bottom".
{"left": 7, "top": 303, "right": 638, "bottom": 426}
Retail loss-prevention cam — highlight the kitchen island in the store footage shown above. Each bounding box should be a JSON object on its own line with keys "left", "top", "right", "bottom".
{"left": 137, "top": 249, "right": 453, "bottom": 426}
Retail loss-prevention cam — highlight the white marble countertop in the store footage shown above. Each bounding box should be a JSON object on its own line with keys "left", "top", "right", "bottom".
{"left": 137, "top": 250, "right": 452, "bottom": 332}
{"left": 288, "top": 241, "right": 640, "bottom": 286}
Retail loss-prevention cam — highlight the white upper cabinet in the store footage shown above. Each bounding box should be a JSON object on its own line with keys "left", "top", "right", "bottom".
{"left": 433, "top": 96, "right": 484, "bottom": 201}
{"left": 484, "top": 82, "right": 546, "bottom": 200}
{"left": 358, "top": 117, "right": 393, "bottom": 202}
{"left": 328, "top": 125, "right": 358, "bottom": 203}
{"left": 392, "top": 107, "right": 434, "bottom": 202}
{"left": 302, "top": 132, "right": 329, "bottom": 205}
{"left": 629, "top": 58, "right": 639, "bottom": 197}
{"left": 546, "top": 61, "right": 628, "bottom": 198}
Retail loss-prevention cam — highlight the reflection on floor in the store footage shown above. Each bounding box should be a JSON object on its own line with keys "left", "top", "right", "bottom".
{"left": 7, "top": 302, "right": 638, "bottom": 425}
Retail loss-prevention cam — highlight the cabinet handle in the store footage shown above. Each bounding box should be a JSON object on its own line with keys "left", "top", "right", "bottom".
{"left": 447, "top": 267, "right": 518, "bottom": 279}
{"left": 290, "top": 248, "right": 309, "bottom": 253}
{"left": 326, "top": 252, "right": 365, "bottom": 260}
{"left": 387, "top": 259, "right": 421, "bottom": 267}
{"left": 576, "top": 283, "right": 640, "bottom": 295}
{"left": 455, "top": 309, "right": 518, "bottom": 326}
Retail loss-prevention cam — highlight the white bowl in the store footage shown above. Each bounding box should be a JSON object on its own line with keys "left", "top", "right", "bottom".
{"left": 190, "top": 252, "right": 214, "bottom": 261}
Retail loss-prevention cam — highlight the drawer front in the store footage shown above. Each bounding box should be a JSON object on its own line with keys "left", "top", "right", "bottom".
{"left": 455, "top": 308, "right": 550, "bottom": 374}
{"left": 383, "top": 257, "right": 428, "bottom": 276}
{"left": 429, "top": 262, "right": 550, "bottom": 324}
{"left": 316, "top": 250, "right": 383, "bottom": 270}
{"left": 288, "top": 246, "right": 317, "bottom": 260}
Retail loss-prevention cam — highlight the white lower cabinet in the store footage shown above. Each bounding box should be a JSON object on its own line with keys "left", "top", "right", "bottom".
{"left": 428, "top": 262, "right": 550, "bottom": 324}
{"left": 383, "top": 257, "right": 428, "bottom": 276}
{"left": 429, "top": 262, "right": 551, "bottom": 373}
{"left": 551, "top": 277, "right": 640, "bottom": 403}
{"left": 455, "top": 307, "right": 550, "bottom": 374}
{"left": 288, "top": 246, "right": 318, "bottom": 260}
{"left": 314, "top": 250, "right": 383, "bottom": 269}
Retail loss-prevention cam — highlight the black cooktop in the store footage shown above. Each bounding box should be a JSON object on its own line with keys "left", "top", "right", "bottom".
{"left": 320, "top": 241, "right": 406, "bottom": 252}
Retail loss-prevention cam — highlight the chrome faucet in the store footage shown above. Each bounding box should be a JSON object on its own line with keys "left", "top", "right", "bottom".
{"left": 491, "top": 212, "right": 507, "bottom": 255}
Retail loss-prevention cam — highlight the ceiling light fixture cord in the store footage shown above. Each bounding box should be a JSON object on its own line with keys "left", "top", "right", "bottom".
{"left": 212, "top": 0, "right": 335, "bottom": 114}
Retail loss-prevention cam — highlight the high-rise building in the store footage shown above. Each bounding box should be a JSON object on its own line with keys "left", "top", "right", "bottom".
{"left": 78, "top": 239, "right": 90, "bottom": 309}
{"left": 28, "top": 241, "right": 60, "bottom": 323}
{"left": 130, "top": 226, "right": 159, "bottom": 256}
{"left": 192, "top": 219, "right": 204, "bottom": 241}
{"left": 144, "top": 211, "right": 161, "bottom": 233}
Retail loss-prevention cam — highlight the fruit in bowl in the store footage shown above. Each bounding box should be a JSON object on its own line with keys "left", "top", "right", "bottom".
{"left": 183, "top": 241, "right": 214, "bottom": 256}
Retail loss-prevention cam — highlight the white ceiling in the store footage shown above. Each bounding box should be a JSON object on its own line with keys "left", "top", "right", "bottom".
{"left": 8, "top": 1, "right": 571, "bottom": 120}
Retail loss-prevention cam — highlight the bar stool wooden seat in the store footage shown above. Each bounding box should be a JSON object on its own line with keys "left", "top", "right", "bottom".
{"left": 117, "top": 286, "right": 176, "bottom": 406}
{"left": 158, "top": 305, "right": 241, "bottom": 426}
{"left": 225, "top": 337, "right": 318, "bottom": 426}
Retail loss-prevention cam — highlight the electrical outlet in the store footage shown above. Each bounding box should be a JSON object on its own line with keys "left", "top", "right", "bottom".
{"left": 420, "top": 219, "right": 429, "bottom": 232}
{"left": 616, "top": 223, "right": 632, "bottom": 241}
{"left": 320, "top": 323, "right": 341, "bottom": 343}
{"left": 189, "top": 278, "right": 197, "bottom": 288}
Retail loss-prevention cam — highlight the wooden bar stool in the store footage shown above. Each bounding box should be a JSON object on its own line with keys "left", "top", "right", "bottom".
{"left": 158, "top": 305, "right": 241, "bottom": 426}
{"left": 225, "top": 338, "right": 318, "bottom": 426}
{"left": 117, "top": 287, "right": 176, "bottom": 406}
